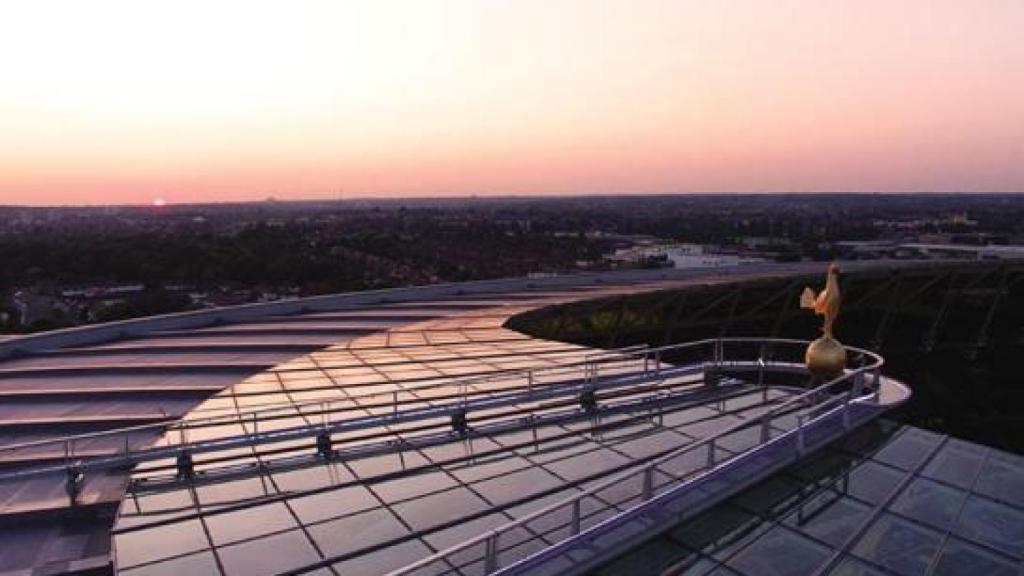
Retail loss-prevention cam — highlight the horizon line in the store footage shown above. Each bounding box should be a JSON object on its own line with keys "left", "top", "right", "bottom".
{"left": 3, "top": 190, "right": 1024, "bottom": 209}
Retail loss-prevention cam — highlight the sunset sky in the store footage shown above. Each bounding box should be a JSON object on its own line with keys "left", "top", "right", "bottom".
{"left": 1, "top": 0, "right": 1022, "bottom": 205}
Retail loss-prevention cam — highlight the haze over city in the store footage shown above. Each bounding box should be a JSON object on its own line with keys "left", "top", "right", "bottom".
{"left": 2, "top": 0, "right": 1023, "bottom": 205}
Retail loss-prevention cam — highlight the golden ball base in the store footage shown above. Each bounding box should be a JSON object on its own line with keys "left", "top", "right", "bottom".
{"left": 805, "top": 336, "right": 846, "bottom": 380}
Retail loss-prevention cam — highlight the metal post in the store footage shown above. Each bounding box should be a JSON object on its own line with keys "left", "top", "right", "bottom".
{"left": 527, "top": 370, "right": 533, "bottom": 395}
{"left": 642, "top": 466, "right": 654, "bottom": 500}
{"left": 316, "top": 432, "right": 332, "bottom": 460}
{"left": 761, "top": 416, "right": 771, "bottom": 442}
{"left": 571, "top": 499, "right": 581, "bottom": 535}
{"left": 66, "top": 464, "right": 82, "bottom": 507}
{"left": 796, "top": 414, "right": 806, "bottom": 455}
{"left": 176, "top": 451, "right": 195, "bottom": 480}
{"left": 707, "top": 440, "right": 716, "bottom": 466}
{"left": 393, "top": 391, "right": 399, "bottom": 419}
{"left": 484, "top": 532, "right": 498, "bottom": 573}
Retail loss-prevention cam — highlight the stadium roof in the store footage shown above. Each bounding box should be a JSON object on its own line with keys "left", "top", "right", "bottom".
{"left": 0, "top": 261, "right": 1019, "bottom": 576}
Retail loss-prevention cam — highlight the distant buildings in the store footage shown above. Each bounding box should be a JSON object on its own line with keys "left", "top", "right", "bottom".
{"left": 11, "top": 289, "right": 66, "bottom": 326}
{"left": 607, "top": 242, "right": 764, "bottom": 269}
{"left": 833, "top": 241, "right": 1024, "bottom": 261}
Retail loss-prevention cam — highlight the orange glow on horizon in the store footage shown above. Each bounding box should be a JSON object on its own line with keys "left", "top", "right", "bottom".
{"left": 1, "top": 0, "right": 1022, "bottom": 205}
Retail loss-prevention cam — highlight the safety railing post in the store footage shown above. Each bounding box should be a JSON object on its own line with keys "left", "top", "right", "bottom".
{"left": 571, "top": 499, "right": 581, "bottom": 535}
{"left": 796, "top": 414, "right": 806, "bottom": 455}
{"left": 760, "top": 416, "right": 770, "bottom": 442}
{"left": 757, "top": 342, "right": 767, "bottom": 388}
{"left": 707, "top": 439, "right": 716, "bottom": 467}
{"left": 842, "top": 395, "right": 851, "bottom": 430}
{"left": 527, "top": 370, "right": 534, "bottom": 396}
{"left": 642, "top": 466, "right": 654, "bottom": 500}
{"left": 484, "top": 532, "right": 498, "bottom": 573}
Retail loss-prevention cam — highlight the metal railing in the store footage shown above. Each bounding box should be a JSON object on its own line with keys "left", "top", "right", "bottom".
{"left": 0, "top": 344, "right": 650, "bottom": 469}
{"left": 387, "top": 339, "right": 884, "bottom": 576}
{"left": 0, "top": 338, "right": 879, "bottom": 513}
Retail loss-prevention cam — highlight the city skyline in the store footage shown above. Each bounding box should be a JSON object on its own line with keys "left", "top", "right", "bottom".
{"left": 2, "top": 0, "right": 1023, "bottom": 205}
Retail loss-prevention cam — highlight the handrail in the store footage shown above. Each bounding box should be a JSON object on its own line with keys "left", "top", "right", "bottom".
{"left": 0, "top": 334, "right": 868, "bottom": 458}
{"left": 0, "top": 344, "right": 650, "bottom": 456}
{"left": 0, "top": 338, "right": 881, "bottom": 494}
{"left": 386, "top": 339, "right": 882, "bottom": 576}
{"left": 496, "top": 387, "right": 878, "bottom": 576}
{"left": 0, "top": 352, "right": 707, "bottom": 482}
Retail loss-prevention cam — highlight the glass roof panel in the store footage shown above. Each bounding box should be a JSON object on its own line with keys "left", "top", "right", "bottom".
{"left": 204, "top": 502, "right": 297, "bottom": 546}
{"left": 783, "top": 493, "right": 872, "bottom": 547}
{"left": 727, "top": 525, "right": 831, "bottom": 576}
{"left": 217, "top": 529, "right": 320, "bottom": 576}
{"left": 973, "top": 451, "right": 1024, "bottom": 508}
{"left": 930, "top": 536, "right": 1018, "bottom": 576}
{"left": 889, "top": 477, "right": 967, "bottom": 531}
{"left": 851, "top": 512, "right": 942, "bottom": 576}
{"left": 119, "top": 551, "right": 220, "bottom": 576}
{"left": 391, "top": 486, "right": 491, "bottom": 531}
{"left": 920, "top": 439, "right": 987, "bottom": 490}
{"left": 871, "top": 428, "right": 944, "bottom": 471}
{"left": 114, "top": 519, "right": 210, "bottom": 569}
{"left": 307, "top": 507, "right": 409, "bottom": 558}
{"left": 953, "top": 494, "right": 1024, "bottom": 558}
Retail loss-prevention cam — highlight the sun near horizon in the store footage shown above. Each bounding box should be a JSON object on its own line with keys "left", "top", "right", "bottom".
{"left": 1, "top": 0, "right": 1022, "bottom": 206}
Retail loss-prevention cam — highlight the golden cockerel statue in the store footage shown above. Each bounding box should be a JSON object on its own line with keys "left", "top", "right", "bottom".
{"left": 800, "top": 262, "right": 841, "bottom": 338}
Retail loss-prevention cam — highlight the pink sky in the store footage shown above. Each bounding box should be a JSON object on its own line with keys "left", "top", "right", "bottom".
{"left": 1, "top": 0, "right": 1022, "bottom": 205}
